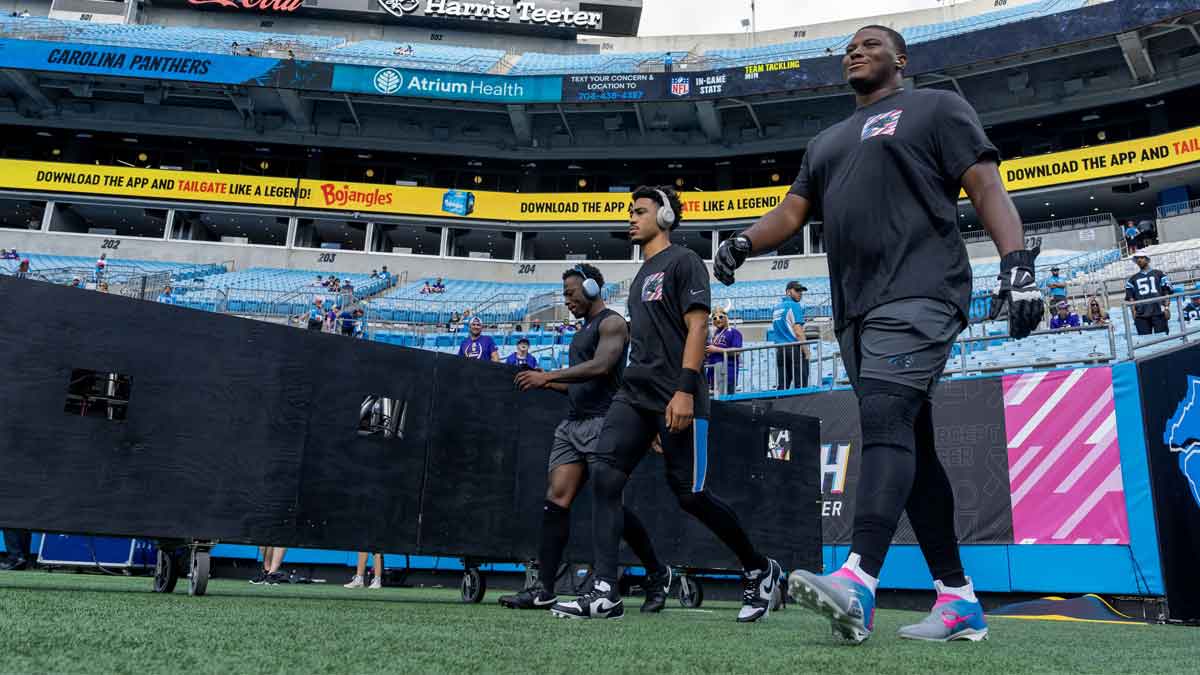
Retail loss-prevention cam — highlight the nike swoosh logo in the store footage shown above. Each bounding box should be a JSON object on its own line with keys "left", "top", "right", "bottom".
{"left": 691, "top": 290, "right": 705, "bottom": 295}
{"left": 941, "top": 611, "right": 976, "bottom": 629}
{"left": 533, "top": 596, "right": 556, "bottom": 606}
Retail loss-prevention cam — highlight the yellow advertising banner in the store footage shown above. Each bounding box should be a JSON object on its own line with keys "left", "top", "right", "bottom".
{"left": 0, "top": 124, "right": 1197, "bottom": 222}
{"left": 0, "top": 159, "right": 309, "bottom": 206}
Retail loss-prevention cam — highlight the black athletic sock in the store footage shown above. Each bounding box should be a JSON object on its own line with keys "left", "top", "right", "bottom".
{"left": 537, "top": 500, "right": 570, "bottom": 592}
{"left": 678, "top": 491, "right": 768, "bottom": 572}
{"left": 621, "top": 507, "right": 664, "bottom": 576}
{"left": 907, "top": 401, "right": 967, "bottom": 588}
{"left": 590, "top": 462, "right": 629, "bottom": 583}
{"left": 851, "top": 379, "right": 925, "bottom": 579}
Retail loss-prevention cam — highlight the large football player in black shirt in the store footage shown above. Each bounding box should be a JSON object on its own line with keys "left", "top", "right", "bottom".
{"left": 551, "top": 186, "right": 782, "bottom": 622}
{"left": 715, "top": 26, "right": 1043, "bottom": 644}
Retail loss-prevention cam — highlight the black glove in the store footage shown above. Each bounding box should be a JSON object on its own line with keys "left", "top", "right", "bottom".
{"left": 714, "top": 234, "right": 753, "bottom": 286}
{"left": 988, "top": 238, "right": 1044, "bottom": 340}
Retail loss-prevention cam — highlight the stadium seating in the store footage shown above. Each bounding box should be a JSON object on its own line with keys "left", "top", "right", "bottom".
{"left": 367, "top": 278, "right": 617, "bottom": 325}
{"left": 0, "top": 0, "right": 1092, "bottom": 75}
{"left": 172, "top": 267, "right": 389, "bottom": 315}
{"left": 319, "top": 41, "right": 505, "bottom": 73}
{"left": 0, "top": 252, "right": 222, "bottom": 282}
{"left": 1075, "top": 238, "right": 1200, "bottom": 287}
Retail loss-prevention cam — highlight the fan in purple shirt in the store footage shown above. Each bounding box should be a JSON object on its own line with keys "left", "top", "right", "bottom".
{"left": 505, "top": 338, "right": 540, "bottom": 371}
{"left": 704, "top": 306, "right": 743, "bottom": 394}
{"left": 458, "top": 316, "right": 500, "bottom": 362}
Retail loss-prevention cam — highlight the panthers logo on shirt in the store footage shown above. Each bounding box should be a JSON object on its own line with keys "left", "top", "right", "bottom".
{"left": 641, "top": 272, "right": 665, "bottom": 302}
{"left": 861, "top": 109, "right": 903, "bottom": 141}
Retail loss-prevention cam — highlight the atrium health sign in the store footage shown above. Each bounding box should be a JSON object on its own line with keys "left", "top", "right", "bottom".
{"left": 333, "top": 65, "right": 561, "bottom": 103}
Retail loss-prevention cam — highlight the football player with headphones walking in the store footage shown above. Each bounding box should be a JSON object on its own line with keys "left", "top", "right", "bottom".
{"left": 550, "top": 186, "right": 782, "bottom": 622}
{"left": 503, "top": 263, "right": 673, "bottom": 614}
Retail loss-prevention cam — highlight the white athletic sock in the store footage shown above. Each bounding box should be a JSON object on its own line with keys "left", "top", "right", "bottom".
{"left": 839, "top": 552, "right": 879, "bottom": 594}
{"left": 935, "top": 577, "right": 978, "bottom": 604}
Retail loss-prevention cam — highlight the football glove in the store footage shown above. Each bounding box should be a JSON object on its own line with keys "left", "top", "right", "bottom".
{"left": 988, "top": 237, "right": 1044, "bottom": 340}
{"left": 714, "top": 234, "right": 753, "bottom": 286}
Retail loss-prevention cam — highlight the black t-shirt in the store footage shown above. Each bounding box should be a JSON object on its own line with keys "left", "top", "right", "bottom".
{"left": 789, "top": 88, "right": 997, "bottom": 330}
{"left": 567, "top": 308, "right": 627, "bottom": 420}
{"left": 1125, "top": 269, "right": 1172, "bottom": 317}
{"left": 617, "top": 245, "right": 712, "bottom": 414}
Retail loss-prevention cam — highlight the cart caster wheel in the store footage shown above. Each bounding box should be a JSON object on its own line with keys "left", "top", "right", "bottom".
{"left": 152, "top": 549, "right": 178, "bottom": 594}
{"left": 461, "top": 568, "right": 486, "bottom": 604}
{"left": 678, "top": 575, "right": 704, "bottom": 609}
{"left": 188, "top": 550, "right": 210, "bottom": 597}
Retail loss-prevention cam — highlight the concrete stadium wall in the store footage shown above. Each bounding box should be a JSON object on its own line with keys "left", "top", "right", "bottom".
{"left": 1156, "top": 212, "right": 1200, "bottom": 243}
{"left": 0, "top": 228, "right": 833, "bottom": 286}
{"left": 965, "top": 223, "right": 1116, "bottom": 258}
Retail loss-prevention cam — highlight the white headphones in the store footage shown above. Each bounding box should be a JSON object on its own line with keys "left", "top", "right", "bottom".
{"left": 573, "top": 264, "right": 601, "bottom": 300}
{"left": 653, "top": 188, "right": 678, "bottom": 230}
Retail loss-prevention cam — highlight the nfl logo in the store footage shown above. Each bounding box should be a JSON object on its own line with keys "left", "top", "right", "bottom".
{"left": 670, "top": 77, "right": 690, "bottom": 97}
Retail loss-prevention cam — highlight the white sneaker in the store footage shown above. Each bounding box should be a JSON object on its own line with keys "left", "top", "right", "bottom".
{"left": 368, "top": 576, "right": 383, "bottom": 590}
{"left": 343, "top": 575, "right": 365, "bottom": 589}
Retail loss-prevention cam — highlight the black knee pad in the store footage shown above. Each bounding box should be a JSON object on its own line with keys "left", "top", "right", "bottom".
{"left": 857, "top": 378, "right": 927, "bottom": 451}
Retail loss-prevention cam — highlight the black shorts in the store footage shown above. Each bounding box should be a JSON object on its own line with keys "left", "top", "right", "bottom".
{"left": 1134, "top": 314, "right": 1169, "bottom": 336}
{"left": 837, "top": 298, "right": 964, "bottom": 395}
{"left": 594, "top": 399, "right": 709, "bottom": 495}
{"left": 340, "top": 326, "right": 355, "bottom": 337}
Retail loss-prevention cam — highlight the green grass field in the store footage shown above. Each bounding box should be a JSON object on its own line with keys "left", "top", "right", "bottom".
{"left": 0, "top": 570, "right": 1193, "bottom": 674}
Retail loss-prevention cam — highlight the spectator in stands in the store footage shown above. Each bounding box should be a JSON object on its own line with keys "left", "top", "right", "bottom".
{"left": 769, "top": 281, "right": 809, "bottom": 390}
{"left": 1045, "top": 266, "right": 1068, "bottom": 307}
{"left": 16, "top": 258, "right": 29, "bottom": 278}
{"left": 705, "top": 306, "right": 743, "bottom": 395}
{"left": 1049, "top": 301, "right": 1081, "bottom": 330}
{"left": 1184, "top": 288, "right": 1200, "bottom": 322}
{"left": 1126, "top": 254, "right": 1172, "bottom": 335}
{"left": 1, "top": 249, "right": 16, "bottom": 260}
{"left": 434, "top": 278, "right": 445, "bottom": 293}
{"left": 230, "top": 41, "right": 239, "bottom": 54}
{"left": 381, "top": 266, "right": 392, "bottom": 286}
{"left": 98, "top": 282, "right": 110, "bottom": 293}
{"left": 343, "top": 279, "right": 354, "bottom": 295}
{"left": 325, "top": 304, "right": 340, "bottom": 332}
{"left": 353, "top": 308, "right": 366, "bottom": 337}
{"left": 315, "top": 275, "right": 324, "bottom": 287}
{"left": 338, "top": 306, "right": 357, "bottom": 336}
{"left": 344, "top": 552, "right": 384, "bottom": 589}
{"left": 1083, "top": 297, "right": 1109, "bottom": 326}
{"left": 1124, "top": 220, "right": 1140, "bottom": 252}
{"left": 69, "top": 276, "right": 82, "bottom": 288}
{"left": 458, "top": 317, "right": 500, "bottom": 362}
{"left": 304, "top": 299, "right": 325, "bottom": 331}
{"left": 156, "top": 286, "right": 176, "bottom": 305}
{"left": 95, "top": 253, "right": 107, "bottom": 284}
{"left": 421, "top": 281, "right": 433, "bottom": 294}
{"left": 505, "top": 337, "right": 539, "bottom": 371}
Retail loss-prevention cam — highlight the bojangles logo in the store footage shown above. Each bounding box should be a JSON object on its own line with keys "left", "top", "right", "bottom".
{"left": 318, "top": 184, "right": 395, "bottom": 209}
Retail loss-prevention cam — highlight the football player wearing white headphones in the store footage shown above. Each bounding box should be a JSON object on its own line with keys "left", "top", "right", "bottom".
{"left": 549, "top": 186, "right": 783, "bottom": 623}
{"left": 508, "top": 263, "right": 671, "bottom": 615}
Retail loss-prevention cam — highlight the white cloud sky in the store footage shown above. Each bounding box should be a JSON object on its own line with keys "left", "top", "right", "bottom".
{"left": 638, "top": 0, "right": 948, "bottom": 37}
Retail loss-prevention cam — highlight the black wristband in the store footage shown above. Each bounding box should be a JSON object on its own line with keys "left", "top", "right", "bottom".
{"left": 677, "top": 368, "right": 703, "bottom": 395}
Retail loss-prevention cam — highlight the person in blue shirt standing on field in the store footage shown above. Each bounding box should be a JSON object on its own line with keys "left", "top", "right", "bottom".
{"left": 769, "top": 281, "right": 809, "bottom": 390}
{"left": 157, "top": 285, "right": 176, "bottom": 305}
{"left": 505, "top": 337, "right": 540, "bottom": 371}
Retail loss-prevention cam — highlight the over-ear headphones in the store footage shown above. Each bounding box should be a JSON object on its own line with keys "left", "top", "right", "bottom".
{"left": 573, "top": 264, "right": 601, "bottom": 300}
{"left": 653, "top": 188, "right": 678, "bottom": 230}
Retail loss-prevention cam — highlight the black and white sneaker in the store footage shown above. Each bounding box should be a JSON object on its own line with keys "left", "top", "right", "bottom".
{"left": 737, "top": 558, "right": 783, "bottom": 623}
{"left": 249, "top": 570, "right": 269, "bottom": 585}
{"left": 498, "top": 582, "right": 558, "bottom": 610}
{"left": 550, "top": 578, "right": 624, "bottom": 620}
{"left": 641, "top": 567, "right": 673, "bottom": 614}
{"left": 264, "top": 571, "right": 289, "bottom": 585}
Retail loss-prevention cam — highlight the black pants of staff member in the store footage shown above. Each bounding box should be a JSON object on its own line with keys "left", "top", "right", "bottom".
{"left": 2, "top": 529, "right": 31, "bottom": 563}
{"left": 1134, "top": 314, "right": 1169, "bottom": 336}
{"left": 775, "top": 344, "right": 809, "bottom": 390}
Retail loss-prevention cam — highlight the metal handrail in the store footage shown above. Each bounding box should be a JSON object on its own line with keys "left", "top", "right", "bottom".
{"left": 1156, "top": 198, "right": 1200, "bottom": 219}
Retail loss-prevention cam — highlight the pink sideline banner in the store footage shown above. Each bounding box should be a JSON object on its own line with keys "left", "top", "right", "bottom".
{"left": 1003, "top": 368, "right": 1130, "bottom": 545}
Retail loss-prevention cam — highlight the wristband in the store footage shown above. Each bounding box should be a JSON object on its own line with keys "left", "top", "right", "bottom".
{"left": 677, "top": 368, "right": 703, "bottom": 395}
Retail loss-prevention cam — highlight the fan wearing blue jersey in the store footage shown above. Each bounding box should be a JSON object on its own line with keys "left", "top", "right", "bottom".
{"left": 769, "top": 281, "right": 809, "bottom": 390}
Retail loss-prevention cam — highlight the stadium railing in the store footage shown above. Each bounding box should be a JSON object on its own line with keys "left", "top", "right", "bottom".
{"left": 1119, "top": 292, "right": 1200, "bottom": 358}
{"left": 1156, "top": 198, "right": 1200, "bottom": 219}
{"left": 962, "top": 213, "right": 1118, "bottom": 243}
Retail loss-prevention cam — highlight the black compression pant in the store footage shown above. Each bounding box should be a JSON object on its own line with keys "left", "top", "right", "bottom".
{"left": 589, "top": 400, "right": 767, "bottom": 584}
{"left": 851, "top": 378, "right": 966, "bottom": 586}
